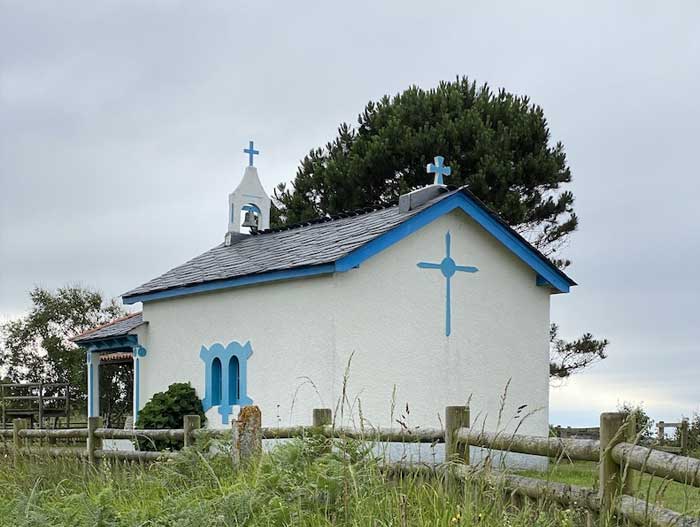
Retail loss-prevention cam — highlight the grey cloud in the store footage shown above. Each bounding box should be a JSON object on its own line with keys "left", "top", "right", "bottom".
{"left": 1, "top": 0, "right": 698, "bottom": 424}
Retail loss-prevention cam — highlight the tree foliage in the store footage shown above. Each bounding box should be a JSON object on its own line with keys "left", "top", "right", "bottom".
{"left": 0, "top": 286, "right": 125, "bottom": 412}
{"left": 275, "top": 77, "right": 577, "bottom": 264}
{"left": 549, "top": 324, "right": 608, "bottom": 380}
{"left": 136, "top": 382, "right": 205, "bottom": 450}
{"left": 617, "top": 402, "right": 654, "bottom": 442}
{"left": 276, "top": 78, "right": 609, "bottom": 378}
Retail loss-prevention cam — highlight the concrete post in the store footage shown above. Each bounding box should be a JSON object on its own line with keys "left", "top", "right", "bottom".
{"left": 313, "top": 408, "right": 332, "bottom": 428}
{"left": 13, "top": 418, "right": 28, "bottom": 451}
{"left": 183, "top": 415, "right": 201, "bottom": 449}
{"left": 445, "top": 406, "right": 470, "bottom": 463}
{"left": 48, "top": 420, "right": 57, "bottom": 446}
{"left": 238, "top": 405, "right": 261, "bottom": 464}
{"left": 313, "top": 408, "right": 332, "bottom": 454}
{"left": 599, "top": 412, "right": 630, "bottom": 516}
{"left": 87, "top": 416, "right": 103, "bottom": 465}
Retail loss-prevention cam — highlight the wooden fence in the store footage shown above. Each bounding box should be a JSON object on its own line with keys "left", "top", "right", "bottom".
{"left": 657, "top": 420, "right": 691, "bottom": 455}
{"left": 553, "top": 419, "right": 693, "bottom": 457}
{"left": 553, "top": 425, "right": 601, "bottom": 440}
{"left": 451, "top": 409, "right": 700, "bottom": 527}
{"left": 0, "top": 382, "right": 71, "bottom": 429}
{"left": 1, "top": 406, "right": 698, "bottom": 526}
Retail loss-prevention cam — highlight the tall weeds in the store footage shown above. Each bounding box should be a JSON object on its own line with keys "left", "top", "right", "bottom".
{"left": 0, "top": 436, "right": 585, "bottom": 527}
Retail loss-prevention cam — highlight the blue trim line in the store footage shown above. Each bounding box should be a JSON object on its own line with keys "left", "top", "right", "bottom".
{"left": 123, "top": 191, "right": 573, "bottom": 305}
{"left": 124, "top": 264, "right": 336, "bottom": 304}
{"left": 88, "top": 361, "right": 95, "bottom": 418}
{"left": 83, "top": 335, "right": 138, "bottom": 351}
{"left": 134, "top": 357, "right": 140, "bottom": 421}
{"left": 336, "top": 192, "right": 571, "bottom": 293}
{"left": 242, "top": 204, "right": 261, "bottom": 214}
{"left": 132, "top": 346, "right": 147, "bottom": 423}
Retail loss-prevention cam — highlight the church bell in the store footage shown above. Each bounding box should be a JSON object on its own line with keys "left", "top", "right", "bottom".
{"left": 242, "top": 210, "right": 259, "bottom": 229}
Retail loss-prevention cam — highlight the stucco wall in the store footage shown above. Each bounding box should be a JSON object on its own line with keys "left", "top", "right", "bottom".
{"left": 137, "top": 209, "right": 551, "bottom": 440}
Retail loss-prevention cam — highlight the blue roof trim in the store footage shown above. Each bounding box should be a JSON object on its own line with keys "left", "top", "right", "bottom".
{"left": 123, "top": 189, "right": 573, "bottom": 304}
{"left": 335, "top": 191, "right": 572, "bottom": 293}
{"left": 82, "top": 335, "right": 138, "bottom": 352}
{"left": 123, "top": 264, "right": 336, "bottom": 304}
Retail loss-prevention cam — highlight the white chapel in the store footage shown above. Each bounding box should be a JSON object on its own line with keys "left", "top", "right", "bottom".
{"left": 74, "top": 142, "right": 575, "bottom": 450}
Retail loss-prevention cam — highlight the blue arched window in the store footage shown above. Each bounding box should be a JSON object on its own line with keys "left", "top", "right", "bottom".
{"left": 200, "top": 341, "right": 253, "bottom": 424}
{"left": 228, "top": 356, "right": 239, "bottom": 405}
{"left": 211, "top": 357, "right": 222, "bottom": 406}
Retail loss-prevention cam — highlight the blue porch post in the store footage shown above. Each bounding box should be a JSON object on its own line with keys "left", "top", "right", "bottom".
{"left": 132, "top": 346, "right": 147, "bottom": 424}
{"left": 86, "top": 351, "right": 100, "bottom": 418}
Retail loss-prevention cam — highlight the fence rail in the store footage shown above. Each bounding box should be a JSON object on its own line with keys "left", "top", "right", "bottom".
{"left": 452, "top": 409, "right": 699, "bottom": 527}
{"left": 456, "top": 428, "right": 600, "bottom": 461}
{"left": 2, "top": 406, "right": 698, "bottom": 526}
{"left": 612, "top": 442, "right": 700, "bottom": 487}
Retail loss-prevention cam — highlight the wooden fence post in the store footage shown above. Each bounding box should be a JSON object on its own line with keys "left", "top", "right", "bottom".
{"left": 238, "top": 405, "right": 262, "bottom": 464}
{"left": 599, "top": 412, "right": 631, "bottom": 516}
{"left": 445, "top": 406, "right": 470, "bottom": 463}
{"left": 13, "top": 418, "right": 28, "bottom": 452}
{"left": 680, "top": 419, "right": 689, "bottom": 456}
{"left": 38, "top": 381, "right": 44, "bottom": 429}
{"left": 313, "top": 408, "right": 332, "bottom": 428}
{"left": 183, "top": 415, "right": 201, "bottom": 448}
{"left": 87, "top": 416, "right": 103, "bottom": 465}
{"left": 657, "top": 421, "right": 665, "bottom": 444}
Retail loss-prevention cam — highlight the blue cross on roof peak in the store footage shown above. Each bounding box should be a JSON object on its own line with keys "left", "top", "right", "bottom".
{"left": 244, "top": 140, "right": 259, "bottom": 167}
{"left": 426, "top": 156, "right": 451, "bottom": 185}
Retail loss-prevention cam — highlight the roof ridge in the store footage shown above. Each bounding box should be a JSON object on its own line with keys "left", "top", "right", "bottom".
{"left": 252, "top": 185, "right": 460, "bottom": 236}
{"left": 251, "top": 202, "right": 396, "bottom": 236}
{"left": 73, "top": 311, "right": 142, "bottom": 340}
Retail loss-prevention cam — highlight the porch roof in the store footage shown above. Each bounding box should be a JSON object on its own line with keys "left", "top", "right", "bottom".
{"left": 72, "top": 312, "right": 144, "bottom": 345}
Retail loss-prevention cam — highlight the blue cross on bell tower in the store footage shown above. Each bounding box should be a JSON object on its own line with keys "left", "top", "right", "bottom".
{"left": 244, "top": 140, "right": 259, "bottom": 167}
{"left": 427, "top": 156, "right": 451, "bottom": 185}
{"left": 417, "top": 232, "right": 479, "bottom": 336}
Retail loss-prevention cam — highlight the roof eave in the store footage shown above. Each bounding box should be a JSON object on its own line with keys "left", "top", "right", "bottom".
{"left": 122, "top": 189, "right": 574, "bottom": 303}
{"left": 122, "top": 263, "right": 337, "bottom": 305}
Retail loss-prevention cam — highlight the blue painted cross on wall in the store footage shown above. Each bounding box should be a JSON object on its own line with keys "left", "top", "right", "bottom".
{"left": 427, "top": 156, "right": 451, "bottom": 185}
{"left": 417, "top": 232, "right": 478, "bottom": 336}
{"left": 244, "top": 140, "right": 259, "bottom": 167}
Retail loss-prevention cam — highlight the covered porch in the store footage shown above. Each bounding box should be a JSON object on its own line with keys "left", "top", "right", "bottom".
{"left": 73, "top": 312, "right": 147, "bottom": 427}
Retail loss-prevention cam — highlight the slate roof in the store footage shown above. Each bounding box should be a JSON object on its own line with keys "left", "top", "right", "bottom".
{"left": 122, "top": 187, "right": 575, "bottom": 301}
{"left": 72, "top": 312, "right": 144, "bottom": 344}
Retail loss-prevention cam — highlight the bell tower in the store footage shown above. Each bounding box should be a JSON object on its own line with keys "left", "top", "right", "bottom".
{"left": 225, "top": 141, "right": 271, "bottom": 244}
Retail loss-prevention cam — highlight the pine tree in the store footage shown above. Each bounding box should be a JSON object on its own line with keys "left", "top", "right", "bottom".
{"left": 275, "top": 77, "right": 577, "bottom": 266}
{"left": 275, "top": 78, "right": 607, "bottom": 377}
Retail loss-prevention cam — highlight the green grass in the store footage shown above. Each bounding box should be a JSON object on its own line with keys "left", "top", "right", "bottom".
{"left": 519, "top": 459, "right": 700, "bottom": 516}
{"left": 0, "top": 436, "right": 589, "bottom": 527}
{"left": 2, "top": 436, "right": 699, "bottom": 526}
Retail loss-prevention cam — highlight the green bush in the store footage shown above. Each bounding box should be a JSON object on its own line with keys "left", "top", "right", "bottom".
{"left": 135, "top": 382, "right": 205, "bottom": 450}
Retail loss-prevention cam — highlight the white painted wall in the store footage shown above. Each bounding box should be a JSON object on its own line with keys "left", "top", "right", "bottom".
{"left": 137, "top": 209, "right": 551, "bottom": 446}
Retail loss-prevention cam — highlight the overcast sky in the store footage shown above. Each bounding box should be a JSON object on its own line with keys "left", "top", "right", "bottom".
{"left": 1, "top": 1, "right": 698, "bottom": 427}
